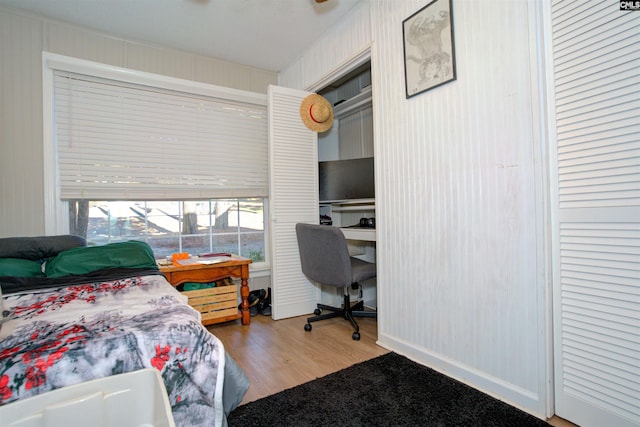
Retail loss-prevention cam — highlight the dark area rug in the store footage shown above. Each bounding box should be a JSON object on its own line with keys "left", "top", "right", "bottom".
{"left": 227, "top": 352, "right": 549, "bottom": 427}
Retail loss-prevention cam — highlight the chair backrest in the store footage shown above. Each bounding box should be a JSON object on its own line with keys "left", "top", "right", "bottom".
{"left": 295, "top": 223, "right": 352, "bottom": 287}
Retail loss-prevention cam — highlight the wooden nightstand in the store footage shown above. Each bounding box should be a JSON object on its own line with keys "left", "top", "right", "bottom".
{"left": 159, "top": 255, "right": 252, "bottom": 326}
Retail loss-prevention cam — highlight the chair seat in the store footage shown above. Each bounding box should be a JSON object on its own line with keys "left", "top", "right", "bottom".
{"left": 351, "top": 257, "right": 376, "bottom": 283}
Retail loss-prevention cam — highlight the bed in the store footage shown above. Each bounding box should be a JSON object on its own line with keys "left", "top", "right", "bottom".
{"left": 0, "top": 236, "right": 249, "bottom": 427}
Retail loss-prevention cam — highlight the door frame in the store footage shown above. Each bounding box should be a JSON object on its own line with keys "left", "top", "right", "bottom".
{"left": 306, "top": 47, "right": 376, "bottom": 312}
{"left": 306, "top": 46, "right": 371, "bottom": 94}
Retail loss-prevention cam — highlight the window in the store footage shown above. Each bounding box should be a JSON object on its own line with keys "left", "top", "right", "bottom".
{"left": 43, "top": 53, "right": 270, "bottom": 267}
{"left": 69, "top": 199, "right": 266, "bottom": 262}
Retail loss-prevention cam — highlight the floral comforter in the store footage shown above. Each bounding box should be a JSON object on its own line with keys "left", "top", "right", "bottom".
{"left": 0, "top": 274, "right": 226, "bottom": 427}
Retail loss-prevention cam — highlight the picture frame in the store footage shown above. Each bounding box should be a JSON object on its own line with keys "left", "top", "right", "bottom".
{"left": 402, "top": 0, "right": 457, "bottom": 98}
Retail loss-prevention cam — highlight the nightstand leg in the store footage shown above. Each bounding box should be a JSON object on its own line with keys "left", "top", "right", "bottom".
{"left": 240, "top": 277, "right": 250, "bottom": 325}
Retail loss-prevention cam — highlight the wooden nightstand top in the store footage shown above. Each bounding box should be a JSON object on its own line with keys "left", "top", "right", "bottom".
{"left": 158, "top": 254, "right": 252, "bottom": 273}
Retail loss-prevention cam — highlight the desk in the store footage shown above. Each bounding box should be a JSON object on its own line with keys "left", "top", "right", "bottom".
{"left": 159, "top": 255, "right": 252, "bottom": 325}
{"left": 321, "top": 199, "right": 375, "bottom": 242}
{"left": 339, "top": 226, "right": 377, "bottom": 309}
{"left": 340, "top": 227, "right": 376, "bottom": 242}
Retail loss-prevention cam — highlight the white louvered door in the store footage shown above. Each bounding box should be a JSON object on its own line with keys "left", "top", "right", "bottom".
{"left": 268, "top": 85, "right": 320, "bottom": 320}
{"left": 549, "top": 2, "right": 640, "bottom": 426}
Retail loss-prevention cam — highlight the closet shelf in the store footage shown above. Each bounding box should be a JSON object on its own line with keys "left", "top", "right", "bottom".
{"left": 333, "top": 86, "right": 372, "bottom": 118}
{"left": 331, "top": 205, "right": 375, "bottom": 212}
{"left": 321, "top": 199, "right": 375, "bottom": 212}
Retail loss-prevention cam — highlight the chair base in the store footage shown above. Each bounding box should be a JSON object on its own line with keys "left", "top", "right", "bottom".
{"left": 304, "top": 292, "right": 376, "bottom": 341}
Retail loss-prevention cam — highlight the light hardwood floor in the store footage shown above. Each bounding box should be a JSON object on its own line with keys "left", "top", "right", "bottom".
{"left": 208, "top": 314, "right": 576, "bottom": 427}
{"left": 208, "top": 312, "right": 387, "bottom": 404}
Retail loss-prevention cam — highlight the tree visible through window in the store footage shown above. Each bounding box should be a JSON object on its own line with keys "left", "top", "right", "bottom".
{"left": 69, "top": 199, "right": 265, "bottom": 262}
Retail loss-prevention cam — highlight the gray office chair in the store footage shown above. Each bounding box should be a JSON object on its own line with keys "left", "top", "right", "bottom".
{"left": 295, "top": 222, "right": 376, "bottom": 341}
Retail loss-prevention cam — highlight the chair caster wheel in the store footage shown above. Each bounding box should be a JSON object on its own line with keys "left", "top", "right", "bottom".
{"left": 314, "top": 308, "right": 321, "bottom": 315}
{"left": 352, "top": 331, "right": 360, "bottom": 340}
{"left": 304, "top": 323, "right": 312, "bottom": 332}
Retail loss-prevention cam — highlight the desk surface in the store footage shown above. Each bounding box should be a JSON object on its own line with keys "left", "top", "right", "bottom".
{"left": 340, "top": 226, "right": 376, "bottom": 242}
{"left": 158, "top": 254, "right": 251, "bottom": 272}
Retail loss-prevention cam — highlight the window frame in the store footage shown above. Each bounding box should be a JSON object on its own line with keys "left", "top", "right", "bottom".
{"left": 42, "top": 52, "right": 270, "bottom": 271}
{"left": 72, "top": 198, "right": 269, "bottom": 269}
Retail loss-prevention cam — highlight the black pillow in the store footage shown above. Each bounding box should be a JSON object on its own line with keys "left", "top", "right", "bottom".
{"left": 0, "top": 235, "right": 87, "bottom": 261}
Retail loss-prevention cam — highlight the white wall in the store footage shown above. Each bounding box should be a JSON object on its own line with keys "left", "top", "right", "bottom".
{"left": 0, "top": 0, "right": 552, "bottom": 418}
{"left": 280, "top": 0, "right": 550, "bottom": 418}
{"left": 0, "top": 6, "right": 277, "bottom": 237}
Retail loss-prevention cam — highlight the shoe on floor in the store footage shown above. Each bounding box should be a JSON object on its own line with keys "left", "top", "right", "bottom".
{"left": 260, "top": 305, "right": 271, "bottom": 316}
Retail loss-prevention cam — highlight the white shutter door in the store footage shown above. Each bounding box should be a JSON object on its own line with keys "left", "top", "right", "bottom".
{"left": 550, "top": 2, "right": 640, "bottom": 426}
{"left": 268, "top": 85, "right": 320, "bottom": 320}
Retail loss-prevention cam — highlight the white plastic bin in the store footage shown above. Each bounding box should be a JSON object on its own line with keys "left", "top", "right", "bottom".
{"left": 0, "top": 368, "right": 175, "bottom": 427}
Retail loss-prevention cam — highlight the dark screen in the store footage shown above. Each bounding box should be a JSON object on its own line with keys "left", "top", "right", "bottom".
{"left": 318, "top": 157, "right": 375, "bottom": 202}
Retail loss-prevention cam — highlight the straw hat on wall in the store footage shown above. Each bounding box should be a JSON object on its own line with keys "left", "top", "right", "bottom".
{"left": 300, "top": 94, "right": 334, "bottom": 133}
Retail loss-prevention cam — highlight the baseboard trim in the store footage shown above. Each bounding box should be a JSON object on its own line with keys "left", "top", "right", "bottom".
{"left": 377, "top": 333, "right": 545, "bottom": 421}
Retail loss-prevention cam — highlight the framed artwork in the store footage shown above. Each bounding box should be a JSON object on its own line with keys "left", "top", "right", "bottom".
{"left": 403, "top": 0, "right": 457, "bottom": 98}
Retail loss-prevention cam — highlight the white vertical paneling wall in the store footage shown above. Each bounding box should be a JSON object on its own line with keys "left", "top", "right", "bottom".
{"left": 280, "top": 0, "right": 550, "bottom": 418}
{"left": 0, "top": 6, "right": 277, "bottom": 237}
{"left": 372, "top": 0, "right": 548, "bottom": 416}
{"left": 0, "top": 11, "right": 46, "bottom": 232}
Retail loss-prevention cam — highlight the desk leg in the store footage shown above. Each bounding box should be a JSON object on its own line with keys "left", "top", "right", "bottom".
{"left": 240, "top": 277, "right": 250, "bottom": 325}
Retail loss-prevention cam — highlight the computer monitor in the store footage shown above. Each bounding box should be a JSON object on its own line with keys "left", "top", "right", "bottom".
{"left": 318, "top": 157, "right": 375, "bottom": 202}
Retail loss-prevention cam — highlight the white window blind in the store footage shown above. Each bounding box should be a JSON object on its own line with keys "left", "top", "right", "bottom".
{"left": 53, "top": 71, "right": 268, "bottom": 200}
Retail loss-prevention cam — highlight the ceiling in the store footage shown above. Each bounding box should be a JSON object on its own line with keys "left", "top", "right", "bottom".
{"left": 0, "top": 0, "right": 362, "bottom": 72}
